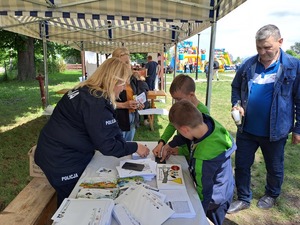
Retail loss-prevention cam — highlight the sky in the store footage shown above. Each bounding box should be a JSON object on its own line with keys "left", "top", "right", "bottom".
{"left": 186, "top": 0, "right": 300, "bottom": 60}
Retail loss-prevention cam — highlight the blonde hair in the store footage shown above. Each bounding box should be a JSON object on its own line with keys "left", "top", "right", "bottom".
{"left": 74, "top": 57, "right": 131, "bottom": 107}
{"left": 112, "top": 47, "right": 131, "bottom": 70}
{"left": 112, "top": 47, "right": 130, "bottom": 58}
{"left": 169, "top": 99, "right": 203, "bottom": 128}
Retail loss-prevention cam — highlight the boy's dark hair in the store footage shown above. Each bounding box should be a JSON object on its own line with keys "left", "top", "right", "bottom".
{"left": 169, "top": 74, "right": 195, "bottom": 95}
{"left": 169, "top": 100, "right": 203, "bottom": 128}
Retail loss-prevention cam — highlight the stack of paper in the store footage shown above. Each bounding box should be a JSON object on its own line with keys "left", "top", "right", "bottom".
{"left": 160, "top": 189, "right": 196, "bottom": 218}
{"left": 116, "top": 158, "right": 157, "bottom": 181}
{"left": 156, "top": 164, "right": 196, "bottom": 218}
{"left": 52, "top": 198, "right": 114, "bottom": 225}
{"left": 113, "top": 186, "right": 174, "bottom": 225}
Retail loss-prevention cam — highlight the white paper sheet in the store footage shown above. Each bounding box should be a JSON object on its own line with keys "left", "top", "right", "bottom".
{"left": 138, "top": 108, "right": 169, "bottom": 115}
{"left": 117, "top": 158, "right": 157, "bottom": 180}
{"left": 113, "top": 186, "right": 174, "bottom": 225}
{"left": 160, "top": 189, "right": 196, "bottom": 218}
{"left": 52, "top": 198, "right": 114, "bottom": 225}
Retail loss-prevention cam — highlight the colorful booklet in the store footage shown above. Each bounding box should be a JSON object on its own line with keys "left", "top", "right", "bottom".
{"left": 79, "top": 177, "right": 118, "bottom": 189}
{"left": 76, "top": 188, "right": 119, "bottom": 200}
{"left": 156, "top": 164, "right": 185, "bottom": 190}
{"left": 117, "top": 176, "right": 145, "bottom": 189}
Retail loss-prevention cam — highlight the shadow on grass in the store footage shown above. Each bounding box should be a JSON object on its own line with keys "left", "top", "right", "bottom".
{"left": 0, "top": 116, "right": 48, "bottom": 211}
{"left": 223, "top": 218, "right": 239, "bottom": 225}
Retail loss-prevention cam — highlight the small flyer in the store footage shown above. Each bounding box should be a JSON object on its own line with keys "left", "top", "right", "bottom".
{"left": 136, "top": 92, "right": 146, "bottom": 104}
{"left": 156, "top": 164, "right": 185, "bottom": 190}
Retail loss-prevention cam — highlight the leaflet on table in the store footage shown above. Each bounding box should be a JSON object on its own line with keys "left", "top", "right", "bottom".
{"left": 113, "top": 186, "right": 174, "bottom": 225}
{"left": 96, "top": 167, "right": 118, "bottom": 178}
{"left": 116, "top": 158, "right": 156, "bottom": 180}
{"left": 79, "top": 176, "right": 118, "bottom": 189}
{"left": 51, "top": 198, "right": 114, "bottom": 225}
{"left": 138, "top": 108, "right": 169, "bottom": 115}
{"left": 113, "top": 204, "right": 139, "bottom": 225}
{"left": 77, "top": 167, "right": 146, "bottom": 199}
{"left": 115, "top": 184, "right": 166, "bottom": 204}
{"left": 117, "top": 176, "right": 145, "bottom": 189}
{"left": 77, "top": 187, "right": 119, "bottom": 199}
{"left": 160, "top": 189, "right": 196, "bottom": 218}
{"left": 156, "top": 164, "right": 186, "bottom": 189}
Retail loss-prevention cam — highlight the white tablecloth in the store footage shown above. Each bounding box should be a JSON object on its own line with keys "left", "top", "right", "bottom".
{"left": 69, "top": 141, "right": 210, "bottom": 225}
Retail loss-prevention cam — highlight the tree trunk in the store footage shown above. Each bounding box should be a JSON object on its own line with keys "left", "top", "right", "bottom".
{"left": 17, "top": 36, "right": 35, "bottom": 81}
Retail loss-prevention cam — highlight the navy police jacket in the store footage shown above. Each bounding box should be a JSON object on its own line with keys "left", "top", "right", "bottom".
{"left": 35, "top": 86, "right": 137, "bottom": 186}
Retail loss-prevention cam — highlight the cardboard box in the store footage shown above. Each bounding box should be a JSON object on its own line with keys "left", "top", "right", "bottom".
{"left": 28, "top": 145, "right": 46, "bottom": 178}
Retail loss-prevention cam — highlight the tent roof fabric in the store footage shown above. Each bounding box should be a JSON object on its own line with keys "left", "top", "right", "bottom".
{"left": 0, "top": 0, "right": 246, "bottom": 53}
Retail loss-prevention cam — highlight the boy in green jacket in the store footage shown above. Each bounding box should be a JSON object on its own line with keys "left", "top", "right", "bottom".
{"left": 152, "top": 74, "right": 209, "bottom": 159}
{"left": 162, "top": 100, "right": 235, "bottom": 225}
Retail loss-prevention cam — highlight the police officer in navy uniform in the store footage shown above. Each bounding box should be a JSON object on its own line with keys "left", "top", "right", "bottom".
{"left": 35, "top": 58, "right": 150, "bottom": 207}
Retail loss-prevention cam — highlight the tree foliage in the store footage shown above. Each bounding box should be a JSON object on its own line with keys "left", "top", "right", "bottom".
{"left": 55, "top": 45, "right": 81, "bottom": 64}
{"left": 130, "top": 53, "right": 147, "bottom": 64}
{"left": 290, "top": 42, "right": 300, "bottom": 54}
{"left": 0, "top": 30, "right": 82, "bottom": 81}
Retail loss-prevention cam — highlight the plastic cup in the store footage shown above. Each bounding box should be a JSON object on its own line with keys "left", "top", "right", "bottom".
{"left": 231, "top": 109, "right": 241, "bottom": 125}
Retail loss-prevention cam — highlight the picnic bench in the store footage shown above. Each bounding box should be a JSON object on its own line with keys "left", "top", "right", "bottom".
{"left": 0, "top": 177, "right": 56, "bottom": 225}
{"left": 146, "top": 90, "right": 167, "bottom": 131}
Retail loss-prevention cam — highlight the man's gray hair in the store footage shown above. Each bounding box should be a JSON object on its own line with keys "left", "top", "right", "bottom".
{"left": 255, "top": 24, "right": 281, "bottom": 41}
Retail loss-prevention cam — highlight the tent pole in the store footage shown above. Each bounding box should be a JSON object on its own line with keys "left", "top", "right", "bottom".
{"left": 42, "top": 21, "right": 49, "bottom": 107}
{"left": 195, "top": 33, "right": 200, "bottom": 80}
{"left": 80, "top": 42, "right": 86, "bottom": 80}
{"left": 172, "top": 42, "right": 178, "bottom": 104}
{"left": 163, "top": 44, "right": 167, "bottom": 91}
{"left": 206, "top": 3, "right": 218, "bottom": 110}
{"left": 173, "top": 42, "right": 178, "bottom": 81}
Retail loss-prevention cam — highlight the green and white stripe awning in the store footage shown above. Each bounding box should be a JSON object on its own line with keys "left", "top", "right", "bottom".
{"left": 0, "top": 0, "right": 246, "bottom": 53}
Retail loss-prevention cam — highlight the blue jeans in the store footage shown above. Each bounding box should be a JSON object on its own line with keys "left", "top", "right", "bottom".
{"left": 207, "top": 194, "right": 232, "bottom": 225}
{"left": 122, "top": 112, "right": 136, "bottom": 141}
{"left": 234, "top": 131, "right": 287, "bottom": 203}
{"left": 146, "top": 77, "right": 155, "bottom": 90}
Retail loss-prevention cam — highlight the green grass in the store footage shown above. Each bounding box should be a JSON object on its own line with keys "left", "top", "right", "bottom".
{"left": 0, "top": 71, "right": 299, "bottom": 224}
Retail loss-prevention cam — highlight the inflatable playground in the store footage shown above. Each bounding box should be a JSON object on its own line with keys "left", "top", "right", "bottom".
{"left": 213, "top": 48, "right": 236, "bottom": 72}
{"left": 165, "top": 41, "right": 235, "bottom": 73}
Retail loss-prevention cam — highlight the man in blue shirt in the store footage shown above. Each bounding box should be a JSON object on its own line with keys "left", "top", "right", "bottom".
{"left": 228, "top": 24, "right": 300, "bottom": 213}
{"left": 145, "top": 55, "right": 158, "bottom": 90}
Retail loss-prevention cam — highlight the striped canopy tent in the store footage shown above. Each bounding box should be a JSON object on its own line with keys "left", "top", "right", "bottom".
{"left": 0, "top": 0, "right": 246, "bottom": 53}
{"left": 0, "top": 0, "right": 246, "bottom": 107}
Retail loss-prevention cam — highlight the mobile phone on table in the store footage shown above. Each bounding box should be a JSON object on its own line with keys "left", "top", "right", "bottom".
{"left": 121, "top": 162, "right": 145, "bottom": 171}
